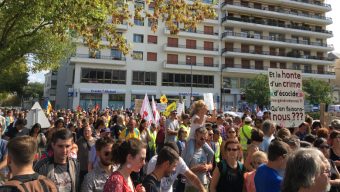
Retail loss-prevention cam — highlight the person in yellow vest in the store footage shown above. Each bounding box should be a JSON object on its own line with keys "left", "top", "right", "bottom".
{"left": 180, "top": 114, "right": 190, "bottom": 140}
{"left": 240, "top": 116, "right": 253, "bottom": 155}
{"left": 119, "top": 118, "right": 140, "bottom": 142}
{"left": 148, "top": 123, "right": 157, "bottom": 158}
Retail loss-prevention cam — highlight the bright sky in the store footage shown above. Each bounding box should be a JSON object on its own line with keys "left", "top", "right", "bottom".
{"left": 29, "top": 1, "right": 340, "bottom": 83}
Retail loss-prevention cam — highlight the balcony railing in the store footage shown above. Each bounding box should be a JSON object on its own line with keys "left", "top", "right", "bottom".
{"left": 222, "top": 2, "right": 331, "bottom": 21}
{"left": 222, "top": 31, "right": 333, "bottom": 48}
{"left": 166, "top": 61, "right": 219, "bottom": 68}
{"left": 221, "top": 0, "right": 331, "bottom": 9}
{"left": 222, "top": 16, "right": 333, "bottom": 35}
{"left": 222, "top": 48, "right": 333, "bottom": 61}
{"left": 74, "top": 54, "right": 126, "bottom": 61}
{"left": 289, "top": 0, "right": 331, "bottom": 8}
{"left": 166, "top": 44, "right": 219, "bottom": 51}
{"left": 223, "top": 64, "right": 335, "bottom": 75}
{"left": 168, "top": 28, "right": 219, "bottom": 36}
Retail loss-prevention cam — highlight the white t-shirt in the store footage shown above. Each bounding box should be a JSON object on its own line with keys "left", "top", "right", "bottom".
{"left": 147, "top": 155, "right": 189, "bottom": 192}
{"left": 188, "top": 115, "right": 207, "bottom": 139}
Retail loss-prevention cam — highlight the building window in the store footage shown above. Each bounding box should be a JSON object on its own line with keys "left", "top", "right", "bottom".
{"left": 204, "top": 41, "right": 214, "bottom": 51}
{"left": 225, "top": 42, "right": 234, "bottom": 51}
{"left": 134, "top": 17, "right": 144, "bottom": 26}
{"left": 186, "top": 39, "right": 196, "bottom": 49}
{"left": 147, "top": 52, "right": 157, "bottom": 61}
{"left": 133, "top": 34, "right": 144, "bottom": 43}
{"left": 225, "top": 58, "right": 234, "bottom": 68}
{"left": 111, "top": 48, "right": 123, "bottom": 60}
{"left": 223, "top": 77, "right": 239, "bottom": 88}
{"left": 132, "top": 71, "right": 157, "bottom": 85}
{"left": 255, "top": 60, "right": 264, "bottom": 70}
{"left": 204, "top": 57, "right": 213, "bottom": 66}
{"left": 147, "top": 35, "right": 157, "bottom": 44}
{"left": 270, "top": 61, "right": 277, "bottom": 68}
{"left": 186, "top": 56, "right": 196, "bottom": 65}
{"left": 304, "top": 64, "right": 312, "bottom": 73}
{"left": 292, "top": 63, "right": 301, "bottom": 70}
{"left": 148, "top": 18, "right": 158, "bottom": 27}
{"left": 279, "top": 62, "right": 286, "bottom": 69}
{"left": 317, "top": 65, "right": 324, "bottom": 74}
{"left": 162, "top": 73, "right": 214, "bottom": 88}
{"left": 134, "top": 0, "right": 145, "bottom": 9}
{"left": 241, "top": 59, "right": 250, "bottom": 69}
{"left": 204, "top": 26, "right": 214, "bottom": 35}
{"left": 168, "top": 37, "right": 178, "bottom": 47}
{"left": 81, "top": 68, "right": 126, "bottom": 84}
{"left": 132, "top": 51, "right": 143, "bottom": 60}
{"left": 167, "top": 54, "right": 178, "bottom": 64}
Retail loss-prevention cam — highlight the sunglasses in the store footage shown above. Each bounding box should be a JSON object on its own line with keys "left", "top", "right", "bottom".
{"left": 227, "top": 148, "right": 238, "bottom": 152}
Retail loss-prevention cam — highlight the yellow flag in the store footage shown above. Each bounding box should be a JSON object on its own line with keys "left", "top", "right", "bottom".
{"left": 160, "top": 94, "right": 168, "bottom": 104}
{"left": 163, "top": 102, "right": 176, "bottom": 117}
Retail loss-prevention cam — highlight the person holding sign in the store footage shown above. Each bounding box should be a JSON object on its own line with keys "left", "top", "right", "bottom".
{"left": 183, "top": 100, "right": 215, "bottom": 165}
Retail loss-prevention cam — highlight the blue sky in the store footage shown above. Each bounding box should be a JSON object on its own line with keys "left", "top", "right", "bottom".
{"left": 28, "top": 1, "right": 340, "bottom": 83}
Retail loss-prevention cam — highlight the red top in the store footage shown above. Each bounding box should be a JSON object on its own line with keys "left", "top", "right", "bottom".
{"left": 104, "top": 171, "right": 136, "bottom": 192}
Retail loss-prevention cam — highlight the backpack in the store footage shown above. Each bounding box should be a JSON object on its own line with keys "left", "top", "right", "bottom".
{"left": 2, "top": 173, "right": 57, "bottom": 192}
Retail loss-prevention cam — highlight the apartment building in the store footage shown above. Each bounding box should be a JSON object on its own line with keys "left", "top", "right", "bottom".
{"left": 47, "top": 0, "right": 335, "bottom": 110}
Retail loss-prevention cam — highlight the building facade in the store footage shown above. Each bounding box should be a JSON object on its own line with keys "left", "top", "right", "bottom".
{"left": 48, "top": 0, "right": 335, "bottom": 110}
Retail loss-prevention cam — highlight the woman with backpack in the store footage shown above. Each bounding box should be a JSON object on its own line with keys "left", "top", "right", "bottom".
{"left": 210, "top": 139, "right": 246, "bottom": 192}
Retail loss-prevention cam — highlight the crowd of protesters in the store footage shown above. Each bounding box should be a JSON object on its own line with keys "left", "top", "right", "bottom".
{"left": 0, "top": 101, "right": 339, "bottom": 192}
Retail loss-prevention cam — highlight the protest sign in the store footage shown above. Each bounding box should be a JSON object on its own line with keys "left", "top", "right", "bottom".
{"left": 134, "top": 99, "right": 143, "bottom": 113}
{"left": 268, "top": 68, "right": 305, "bottom": 128}
{"left": 177, "top": 102, "right": 185, "bottom": 115}
{"left": 156, "top": 103, "right": 167, "bottom": 112}
{"left": 203, "top": 93, "right": 214, "bottom": 111}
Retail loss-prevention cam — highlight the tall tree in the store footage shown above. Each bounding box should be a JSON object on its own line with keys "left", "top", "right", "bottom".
{"left": 241, "top": 74, "right": 270, "bottom": 107}
{"left": 303, "top": 78, "right": 333, "bottom": 105}
{"left": 22, "top": 82, "right": 44, "bottom": 99}
{"left": 0, "top": 60, "right": 28, "bottom": 94}
{"left": 0, "top": 0, "right": 216, "bottom": 71}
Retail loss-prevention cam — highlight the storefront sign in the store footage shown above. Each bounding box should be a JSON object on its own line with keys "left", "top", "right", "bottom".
{"left": 79, "top": 88, "right": 125, "bottom": 94}
{"left": 268, "top": 68, "right": 305, "bottom": 128}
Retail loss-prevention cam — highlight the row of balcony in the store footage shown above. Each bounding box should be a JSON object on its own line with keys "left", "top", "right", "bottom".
{"left": 166, "top": 44, "right": 219, "bottom": 52}
{"left": 164, "top": 61, "right": 219, "bottom": 68}
{"left": 222, "top": 31, "right": 332, "bottom": 48}
{"left": 222, "top": 16, "right": 332, "bottom": 35}
{"left": 223, "top": 64, "right": 335, "bottom": 75}
{"left": 222, "top": 1, "right": 331, "bottom": 22}
{"left": 289, "top": 0, "right": 331, "bottom": 8}
{"left": 75, "top": 53, "right": 126, "bottom": 61}
{"left": 222, "top": 48, "right": 331, "bottom": 61}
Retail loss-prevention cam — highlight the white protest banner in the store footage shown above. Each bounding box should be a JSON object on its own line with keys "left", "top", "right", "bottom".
{"left": 203, "top": 93, "right": 214, "bottom": 110}
{"left": 268, "top": 68, "right": 305, "bottom": 128}
{"left": 156, "top": 103, "right": 167, "bottom": 112}
{"left": 134, "top": 99, "right": 143, "bottom": 113}
{"left": 177, "top": 102, "right": 185, "bottom": 115}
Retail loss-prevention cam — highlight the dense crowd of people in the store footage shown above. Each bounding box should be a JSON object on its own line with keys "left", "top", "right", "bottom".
{"left": 0, "top": 101, "right": 340, "bottom": 192}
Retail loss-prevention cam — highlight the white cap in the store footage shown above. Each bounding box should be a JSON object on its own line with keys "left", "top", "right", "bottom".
{"left": 244, "top": 116, "right": 252, "bottom": 122}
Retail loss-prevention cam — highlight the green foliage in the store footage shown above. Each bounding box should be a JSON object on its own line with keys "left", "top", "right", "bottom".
{"left": 0, "top": 0, "right": 216, "bottom": 71}
{"left": 22, "top": 82, "right": 44, "bottom": 99}
{"left": 302, "top": 78, "right": 333, "bottom": 105}
{"left": 241, "top": 74, "right": 270, "bottom": 107}
{"left": 0, "top": 60, "right": 28, "bottom": 94}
